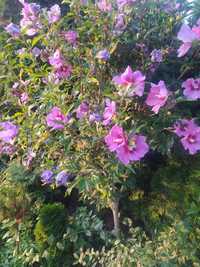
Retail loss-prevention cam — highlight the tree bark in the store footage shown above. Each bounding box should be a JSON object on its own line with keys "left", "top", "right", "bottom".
{"left": 110, "top": 198, "right": 120, "bottom": 238}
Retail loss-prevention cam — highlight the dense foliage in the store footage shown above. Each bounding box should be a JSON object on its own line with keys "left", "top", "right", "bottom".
{"left": 1, "top": 0, "right": 200, "bottom": 266}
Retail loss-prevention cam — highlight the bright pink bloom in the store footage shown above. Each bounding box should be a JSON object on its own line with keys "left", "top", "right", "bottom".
{"left": 97, "top": 0, "right": 112, "bottom": 12}
{"left": 0, "top": 122, "right": 19, "bottom": 144}
{"left": 49, "top": 49, "right": 64, "bottom": 69}
{"left": 173, "top": 119, "right": 199, "bottom": 137}
{"left": 76, "top": 102, "right": 89, "bottom": 119}
{"left": 173, "top": 119, "right": 200, "bottom": 155}
{"left": 182, "top": 78, "right": 200, "bottom": 100}
{"left": 177, "top": 24, "right": 200, "bottom": 57}
{"left": 146, "top": 81, "right": 169, "bottom": 114}
{"left": 46, "top": 107, "right": 69, "bottom": 130}
{"left": 48, "top": 4, "right": 61, "bottom": 24}
{"left": 105, "top": 125, "right": 126, "bottom": 152}
{"left": 112, "top": 66, "right": 145, "bottom": 97}
{"left": 103, "top": 99, "right": 116, "bottom": 126}
{"left": 181, "top": 131, "right": 200, "bottom": 155}
{"left": 62, "top": 30, "right": 78, "bottom": 46}
{"left": 116, "top": 135, "right": 149, "bottom": 165}
{"left": 192, "top": 26, "right": 200, "bottom": 38}
{"left": 55, "top": 64, "right": 72, "bottom": 80}
{"left": 49, "top": 50, "right": 72, "bottom": 81}
{"left": 5, "top": 23, "right": 20, "bottom": 37}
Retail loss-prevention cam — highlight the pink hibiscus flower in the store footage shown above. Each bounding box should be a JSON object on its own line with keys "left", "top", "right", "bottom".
{"left": 62, "top": 30, "right": 78, "bottom": 46}
{"left": 181, "top": 131, "right": 200, "bottom": 155}
{"left": 47, "top": 4, "right": 61, "bottom": 24}
{"left": 0, "top": 121, "right": 19, "bottom": 144}
{"left": 46, "top": 107, "right": 70, "bottom": 130}
{"left": 177, "top": 24, "right": 200, "bottom": 57}
{"left": 116, "top": 135, "right": 149, "bottom": 165}
{"left": 146, "top": 81, "right": 169, "bottom": 114}
{"left": 76, "top": 102, "right": 89, "bottom": 119}
{"left": 97, "top": 0, "right": 112, "bottom": 12}
{"left": 105, "top": 125, "right": 126, "bottom": 152}
{"left": 105, "top": 125, "right": 149, "bottom": 165}
{"left": 49, "top": 49, "right": 64, "bottom": 69}
{"left": 112, "top": 66, "right": 146, "bottom": 97}
{"left": 182, "top": 78, "right": 200, "bottom": 100}
{"left": 102, "top": 99, "right": 116, "bottom": 126}
{"left": 173, "top": 119, "right": 199, "bottom": 137}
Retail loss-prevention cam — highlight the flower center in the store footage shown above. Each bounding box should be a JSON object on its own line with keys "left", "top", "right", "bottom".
{"left": 128, "top": 138, "right": 136, "bottom": 149}
{"left": 187, "top": 134, "right": 196, "bottom": 144}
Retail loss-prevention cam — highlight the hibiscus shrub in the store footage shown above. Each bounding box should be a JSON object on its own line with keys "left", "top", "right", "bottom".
{"left": 1, "top": 0, "right": 200, "bottom": 266}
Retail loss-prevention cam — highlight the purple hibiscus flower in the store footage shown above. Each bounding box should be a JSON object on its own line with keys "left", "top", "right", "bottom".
{"left": 47, "top": 4, "right": 61, "bottom": 24}
{"left": 5, "top": 23, "right": 20, "bottom": 38}
{"left": 182, "top": 78, "right": 200, "bottom": 100}
{"left": 41, "top": 170, "right": 54, "bottom": 185}
{"left": 0, "top": 122, "right": 19, "bottom": 144}
{"left": 96, "top": 49, "right": 110, "bottom": 61}
{"left": 76, "top": 102, "right": 89, "bottom": 119}
{"left": 46, "top": 107, "right": 70, "bottom": 130}
{"left": 55, "top": 170, "right": 70, "bottom": 187}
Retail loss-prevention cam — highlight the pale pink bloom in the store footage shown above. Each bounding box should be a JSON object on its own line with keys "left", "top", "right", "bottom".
{"left": 146, "top": 81, "right": 169, "bottom": 114}
{"left": 48, "top": 4, "right": 61, "bottom": 24}
{"left": 97, "top": 0, "right": 112, "bottom": 12}
{"left": 20, "top": 92, "right": 29, "bottom": 104}
{"left": 76, "top": 102, "right": 89, "bottom": 119}
{"left": 102, "top": 99, "right": 116, "bottom": 126}
{"left": 46, "top": 107, "right": 69, "bottom": 130}
{"left": 105, "top": 125, "right": 126, "bottom": 152}
{"left": 21, "top": 2, "right": 40, "bottom": 20}
{"left": 49, "top": 49, "right": 64, "bottom": 69}
{"left": 117, "top": 0, "right": 136, "bottom": 10}
{"left": 178, "top": 24, "right": 197, "bottom": 43}
{"left": 0, "top": 122, "right": 19, "bottom": 144}
{"left": 62, "top": 30, "right": 78, "bottom": 46}
{"left": 112, "top": 66, "right": 145, "bottom": 97}
{"left": 177, "top": 24, "right": 199, "bottom": 57}
{"left": 177, "top": 43, "right": 192, "bottom": 57}
{"left": 20, "top": 2, "right": 41, "bottom": 36}
{"left": 116, "top": 135, "right": 149, "bottom": 165}
{"left": 173, "top": 119, "right": 199, "bottom": 137}
{"left": 114, "top": 13, "right": 126, "bottom": 33}
{"left": 182, "top": 78, "right": 200, "bottom": 100}
{"left": 32, "top": 47, "right": 41, "bottom": 57}
{"left": 22, "top": 149, "right": 36, "bottom": 167}
{"left": 17, "top": 48, "right": 26, "bottom": 55}
{"left": 96, "top": 49, "right": 110, "bottom": 61}
{"left": 5, "top": 23, "right": 20, "bottom": 38}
